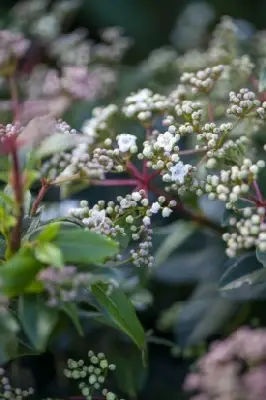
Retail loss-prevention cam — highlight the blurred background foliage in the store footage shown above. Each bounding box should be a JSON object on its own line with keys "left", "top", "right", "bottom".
{"left": 2, "top": 0, "right": 266, "bottom": 399}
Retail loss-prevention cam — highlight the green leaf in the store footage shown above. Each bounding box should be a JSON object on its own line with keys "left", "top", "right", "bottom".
{"left": 0, "top": 191, "right": 15, "bottom": 208}
{"left": 53, "top": 228, "right": 118, "bottom": 264}
{"left": 4, "top": 185, "right": 32, "bottom": 215}
{"left": 154, "top": 221, "right": 196, "bottom": 268}
{"left": 0, "top": 311, "right": 19, "bottom": 364}
{"left": 219, "top": 252, "right": 266, "bottom": 294}
{"left": 18, "top": 294, "right": 59, "bottom": 352}
{"left": 0, "top": 248, "right": 43, "bottom": 296}
{"left": 62, "top": 303, "right": 84, "bottom": 336}
{"left": 37, "top": 222, "right": 61, "bottom": 242}
{"left": 108, "top": 344, "right": 147, "bottom": 398}
{"left": 221, "top": 200, "right": 247, "bottom": 227}
{"left": 256, "top": 248, "right": 266, "bottom": 267}
{"left": 0, "top": 236, "right": 6, "bottom": 259}
{"left": 35, "top": 242, "right": 64, "bottom": 268}
{"left": 91, "top": 283, "right": 146, "bottom": 355}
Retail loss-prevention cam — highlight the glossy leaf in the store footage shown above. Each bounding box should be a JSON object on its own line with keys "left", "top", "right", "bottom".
{"left": 0, "top": 311, "right": 20, "bottom": 364}
{"left": 0, "top": 249, "right": 43, "bottom": 296}
{"left": 37, "top": 222, "right": 61, "bottom": 242}
{"left": 108, "top": 343, "right": 147, "bottom": 398}
{"left": 154, "top": 221, "right": 196, "bottom": 268}
{"left": 256, "top": 248, "right": 266, "bottom": 267}
{"left": 53, "top": 228, "right": 118, "bottom": 264}
{"left": 91, "top": 283, "right": 146, "bottom": 354}
{"left": 18, "top": 295, "right": 59, "bottom": 352}
{"left": 35, "top": 242, "right": 64, "bottom": 268}
{"left": 62, "top": 303, "right": 84, "bottom": 336}
{"left": 219, "top": 252, "right": 265, "bottom": 292}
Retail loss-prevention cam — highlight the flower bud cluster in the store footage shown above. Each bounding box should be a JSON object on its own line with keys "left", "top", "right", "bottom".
{"left": 0, "top": 367, "right": 34, "bottom": 399}
{"left": 184, "top": 326, "right": 266, "bottom": 400}
{"left": 180, "top": 65, "right": 224, "bottom": 93}
{"left": 122, "top": 89, "right": 169, "bottom": 121}
{"left": 223, "top": 207, "right": 266, "bottom": 257}
{"left": 174, "top": 101, "right": 203, "bottom": 126}
{"left": 41, "top": 143, "right": 105, "bottom": 181}
{"left": 38, "top": 266, "right": 92, "bottom": 306}
{"left": 227, "top": 88, "right": 261, "bottom": 117}
{"left": 200, "top": 159, "right": 265, "bottom": 206}
{"left": 64, "top": 351, "right": 122, "bottom": 400}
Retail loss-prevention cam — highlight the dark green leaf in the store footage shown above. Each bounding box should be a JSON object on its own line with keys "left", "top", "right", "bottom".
{"left": 91, "top": 283, "right": 146, "bottom": 354}
{"left": 62, "top": 303, "right": 84, "bottom": 336}
{"left": 154, "top": 221, "right": 196, "bottom": 268}
{"left": 0, "top": 248, "right": 43, "bottom": 296}
{"left": 256, "top": 248, "right": 266, "bottom": 267}
{"left": 18, "top": 295, "right": 59, "bottom": 352}
{"left": 108, "top": 344, "right": 147, "bottom": 398}
{"left": 219, "top": 252, "right": 264, "bottom": 291}
{"left": 53, "top": 228, "right": 118, "bottom": 264}
{"left": 0, "top": 311, "right": 19, "bottom": 364}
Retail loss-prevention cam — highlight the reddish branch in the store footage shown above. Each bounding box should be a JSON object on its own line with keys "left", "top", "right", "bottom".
{"left": 30, "top": 178, "right": 51, "bottom": 216}
{"left": 10, "top": 147, "right": 24, "bottom": 252}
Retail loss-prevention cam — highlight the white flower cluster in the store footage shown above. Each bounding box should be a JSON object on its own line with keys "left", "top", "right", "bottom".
{"left": 68, "top": 191, "right": 177, "bottom": 267}
{"left": 227, "top": 88, "right": 261, "bottom": 117}
{"left": 122, "top": 88, "right": 169, "bottom": 121}
{"left": 223, "top": 207, "right": 266, "bottom": 257}
{"left": 180, "top": 65, "right": 224, "bottom": 93}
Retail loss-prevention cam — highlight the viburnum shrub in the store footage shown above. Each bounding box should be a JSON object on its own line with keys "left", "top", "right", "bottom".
{"left": 2, "top": 7, "right": 266, "bottom": 399}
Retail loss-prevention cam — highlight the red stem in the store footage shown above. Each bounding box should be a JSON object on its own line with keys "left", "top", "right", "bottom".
{"left": 126, "top": 161, "right": 144, "bottom": 182}
{"left": 91, "top": 179, "right": 137, "bottom": 187}
{"left": 207, "top": 100, "right": 214, "bottom": 123}
{"left": 10, "top": 148, "right": 24, "bottom": 252}
{"left": 253, "top": 180, "right": 264, "bottom": 203}
{"left": 30, "top": 179, "right": 50, "bottom": 216}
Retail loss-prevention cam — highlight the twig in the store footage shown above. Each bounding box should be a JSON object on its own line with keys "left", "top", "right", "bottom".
{"left": 30, "top": 178, "right": 50, "bottom": 216}
{"left": 253, "top": 180, "right": 264, "bottom": 203}
{"left": 90, "top": 179, "right": 137, "bottom": 187}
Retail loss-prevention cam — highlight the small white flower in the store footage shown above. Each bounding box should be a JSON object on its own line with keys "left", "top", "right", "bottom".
{"left": 117, "top": 134, "right": 137, "bottom": 152}
{"left": 131, "top": 192, "right": 142, "bottom": 201}
{"left": 170, "top": 161, "right": 192, "bottom": 184}
{"left": 90, "top": 209, "right": 106, "bottom": 226}
{"left": 156, "top": 132, "right": 177, "bottom": 152}
{"left": 162, "top": 207, "right": 173, "bottom": 218}
{"left": 126, "top": 215, "right": 134, "bottom": 224}
{"left": 150, "top": 202, "right": 161, "bottom": 214}
{"left": 143, "top": 216, "right": 151, "bottom": 226}
{"left": 120, "top": 199, "right": 131, "bottom": 209}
